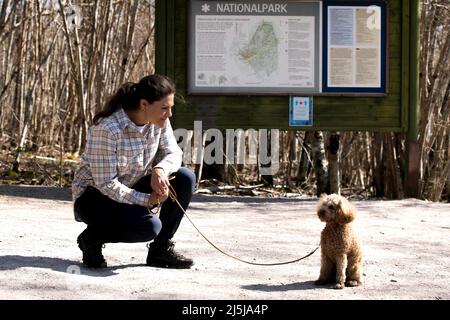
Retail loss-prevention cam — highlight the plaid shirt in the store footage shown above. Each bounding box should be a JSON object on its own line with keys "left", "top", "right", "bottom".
{"left": 72, "top": 108, "right": 182, "bottom": 206}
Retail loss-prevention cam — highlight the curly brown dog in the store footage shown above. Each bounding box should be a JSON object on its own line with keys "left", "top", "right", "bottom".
{"left": 315, "top": 194, "right": 363, "bottom": 289}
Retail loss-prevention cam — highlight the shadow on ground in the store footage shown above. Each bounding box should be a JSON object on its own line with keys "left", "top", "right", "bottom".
{"left": 0, "top": 255, "right": 149, "bottom": 277}
{"left": 241, "top": 281, "right": 320, "bottom": 292}
{"left": 0, "top": 185, "right": 72, "bottom": 201}
{"left": 0, "top": 185, "right": 317, "bottom": 204}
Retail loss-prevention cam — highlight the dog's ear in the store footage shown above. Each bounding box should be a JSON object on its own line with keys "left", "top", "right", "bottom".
{"left": 336, "top": 197, "right": 356, "bottom": 224}
{"left": 319, "top": 193, "right": 328, "bottom": 201}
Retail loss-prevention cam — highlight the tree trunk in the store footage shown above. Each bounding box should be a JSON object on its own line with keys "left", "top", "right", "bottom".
{"left": 59, "top": 0, "right": 88, "bottom": 154}
{"left": 312, "top": 131, "right": 329, "bottom": 196}
{"left": 385, "top": 133, "right": 404, "bottom": 199}
{"left": 328, "top": 132, "right": 341, "bottom": 195}
{"left": 297, "top": 131, "right": 312, "bottom": 187}
{"left": 11, "top": 2, "right": 28, "bottom": 172}
{"left": 373, "top": 133, "right": 384, "bottom": 197}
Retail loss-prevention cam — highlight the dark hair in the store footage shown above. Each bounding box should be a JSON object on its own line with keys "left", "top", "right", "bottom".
{"left": 93, "top": 74, "right": 176, "bottom": 124}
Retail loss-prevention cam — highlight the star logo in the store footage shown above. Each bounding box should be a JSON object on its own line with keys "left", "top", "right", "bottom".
{"left": 201, "top": 3, "right": 210, "bottom": 13}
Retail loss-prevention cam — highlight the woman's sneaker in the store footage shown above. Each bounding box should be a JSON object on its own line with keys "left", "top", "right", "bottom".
{"left": 77, "top": 229, "right": 107, "bottom": 268}
{"left": 146, "top": 240, "right": 193, "bottom": 269}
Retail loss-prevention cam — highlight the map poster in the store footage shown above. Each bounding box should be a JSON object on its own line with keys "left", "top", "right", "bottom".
{"left": 188, "top": 0, "right": 321, "bottom": 94}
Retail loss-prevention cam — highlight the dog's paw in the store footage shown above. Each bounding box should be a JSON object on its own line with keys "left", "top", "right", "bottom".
{"left": 345, "top": 280, "right": 361, "bottom": 287}
{"left": 333, "top": 282, "right": 345, "bottom": 289}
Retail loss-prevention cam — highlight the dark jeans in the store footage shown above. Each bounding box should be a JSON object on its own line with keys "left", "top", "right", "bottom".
{"left": 74, "top": 167, "right": 196, "bottom": 244}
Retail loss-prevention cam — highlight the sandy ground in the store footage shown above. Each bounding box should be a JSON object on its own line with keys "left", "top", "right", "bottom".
{"left": 0, "top": 185, "right": 449, "bottom": 300}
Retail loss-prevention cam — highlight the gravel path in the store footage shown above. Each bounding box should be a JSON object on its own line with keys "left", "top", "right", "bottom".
{"left": 0, "top": 185, "right": 449, "bottom": 300}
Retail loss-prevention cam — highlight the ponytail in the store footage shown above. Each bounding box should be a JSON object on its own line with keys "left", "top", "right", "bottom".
{"left": 93, "top": 74, "right": 176, "bottom": 125}
{"left": 93, "top": 82, "right": 140, "bottom": 125}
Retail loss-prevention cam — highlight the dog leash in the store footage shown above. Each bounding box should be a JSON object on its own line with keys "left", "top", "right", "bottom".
{"left": 155, "top": 178, "right": 320, "bottom": 266}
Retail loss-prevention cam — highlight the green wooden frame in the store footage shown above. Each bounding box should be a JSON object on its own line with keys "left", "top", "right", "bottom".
{"left": 156, "top": 0, "right": 415, "bottom": 133}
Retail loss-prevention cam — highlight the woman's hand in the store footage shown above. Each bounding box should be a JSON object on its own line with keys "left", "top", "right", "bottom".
{"left": 150, "top": 167, "right": 169, "bottom": 202}
{"left": 148, "top": 191, "right": 166, "bottom": 207}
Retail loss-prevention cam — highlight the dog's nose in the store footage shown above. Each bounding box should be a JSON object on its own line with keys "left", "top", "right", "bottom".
{"left": 318, "top": 210, "right": 326, "bottom": 217}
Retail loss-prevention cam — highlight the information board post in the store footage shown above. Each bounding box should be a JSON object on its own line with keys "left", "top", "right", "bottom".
{"left": 406, "top": 0, "right": 420, "bottom": 197}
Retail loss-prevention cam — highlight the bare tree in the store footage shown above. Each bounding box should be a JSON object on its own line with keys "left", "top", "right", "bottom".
{"left": 418, "top": 0, "right": 449, "bottom": 201}
{"left": 0, "top": 0, "right": 156, "bottom": 177}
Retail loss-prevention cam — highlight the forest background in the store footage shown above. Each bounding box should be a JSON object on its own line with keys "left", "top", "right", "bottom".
{"left": 0, "top": 0, "right": 448, "bottom": 202}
